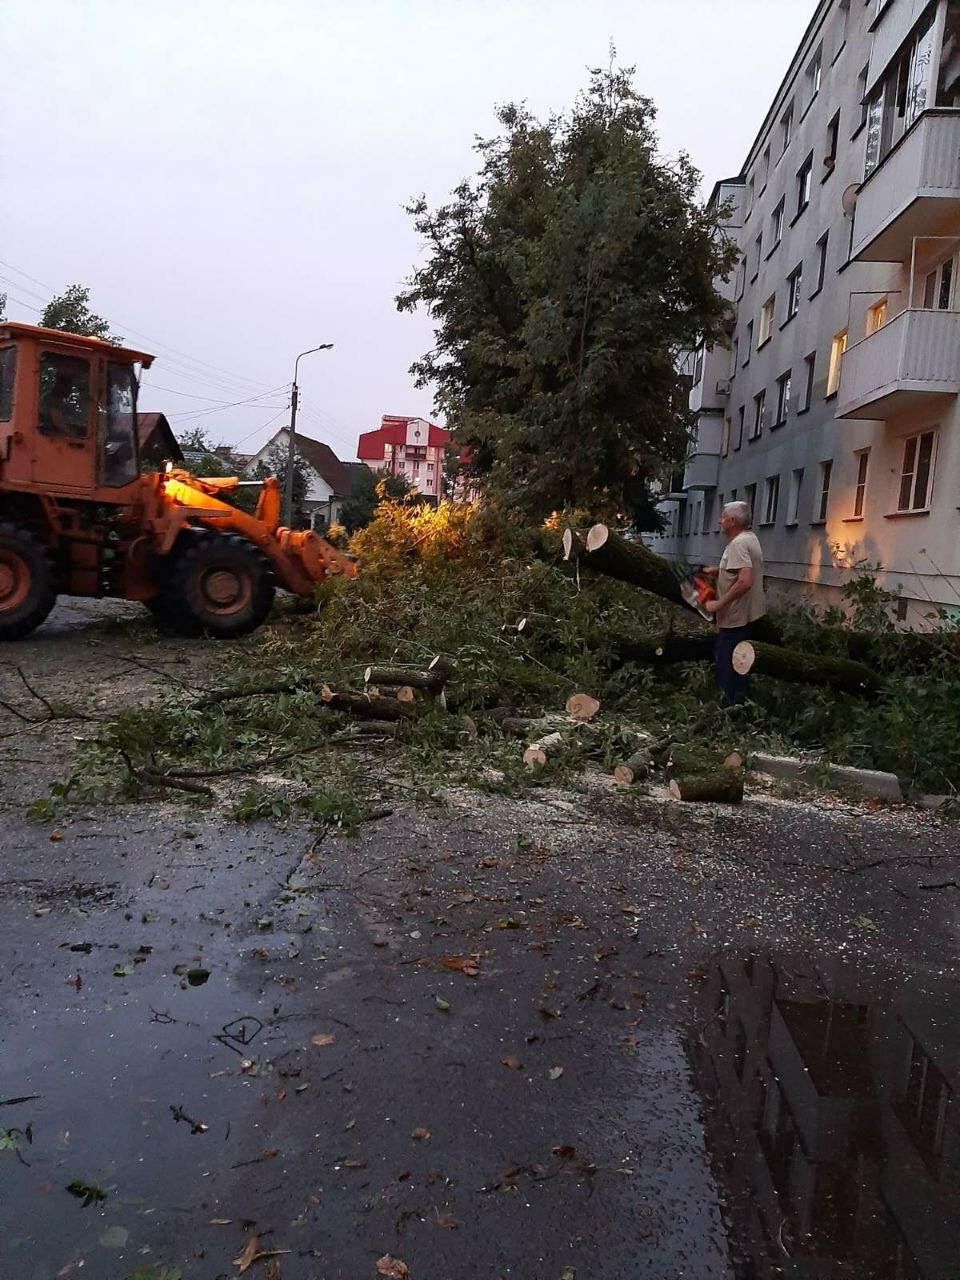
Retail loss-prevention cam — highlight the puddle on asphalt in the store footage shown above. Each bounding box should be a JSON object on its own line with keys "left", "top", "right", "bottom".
{"left": 688, "top": 952, "right": 960, "bottom": 1279}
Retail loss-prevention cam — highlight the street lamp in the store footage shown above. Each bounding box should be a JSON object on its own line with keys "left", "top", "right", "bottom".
{"left": 284, "top": 343, "right": 334, "bottom": 527}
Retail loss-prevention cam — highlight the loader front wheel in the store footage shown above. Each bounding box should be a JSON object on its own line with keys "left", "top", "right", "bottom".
{"left": 167, "top": 534, "right": 274, "bottom": 639}
{"left": 0, "top": 523, "right": 56, "bottom": 641}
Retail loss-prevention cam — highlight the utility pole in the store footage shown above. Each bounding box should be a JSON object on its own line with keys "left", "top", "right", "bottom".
{"left": 283, "top": 343, "right": 334, "bottom": 527}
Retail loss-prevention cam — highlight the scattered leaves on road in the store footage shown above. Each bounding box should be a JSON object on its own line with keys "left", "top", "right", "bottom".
{"left": 440, "top": 953, "right": 480, "bottom": 976}
{"left": 548, "top": 1066, "right": 564, "bottom": 1081}
{"left": 501, "top": 1055, "right": 523, "bottom": 1070}
{"left": 375, "top": 1256, "right": 409, "bottom": 1278}
{"left": 65, "top": 1178, "right": 106, "bottom": 1206}
{"left": 310, "top": 1033, "right": 336, "bottom": 1047}
{"left": 434, "top": 996, "right": 450, "bottom": 1012}
{"left": 411, "top": 1127, "right": 431, "bottom": 1141}
{"left": 233, "top": 1237, "right": 292, "bottom": 1275}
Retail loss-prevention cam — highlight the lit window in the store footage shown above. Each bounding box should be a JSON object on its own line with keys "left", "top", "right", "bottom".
{"left": 775, "top": 370, "right": 792, "bottom": 425}
{"left": 763, "top": 474, "right": 780, "bottom": 525}
{"left": 898, "top": 431, "right": 936, "bottom": 512}
{"left": 814, "top": 459, "right": 832, "bottom": 522}
{"left": 758, "top": 295, "right": 775, "bottom": 346}
{"left": 786, "top": 263, "right": 803, "bottom": 319}
{"left": 866, "top": 299, "right": 887, "bottom": 335}
{"left": 827, "top": 330, "right": 847, "bottom": 396}
{"left": 853, "top": 450, "right": 869, "bottom": 517}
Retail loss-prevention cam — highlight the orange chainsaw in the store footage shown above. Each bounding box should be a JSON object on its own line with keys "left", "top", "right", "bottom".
{"left": 679, "top": 566, "right": 717, "bottom": 620}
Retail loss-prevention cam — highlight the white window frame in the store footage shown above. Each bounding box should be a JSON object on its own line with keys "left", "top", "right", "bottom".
{"left": 750, "top": 389, "right": 766, "bottom": 440}
{"left": 762, "top": 474, "right": 780, "bottom": 526}
{"left": 786, "top": 263, "right": 803, "bottom": 319}
{"left": 758, "top": 295, "right": 775, "bottom": 346}
{"left": 771, "top": 198, "right": 785, "bottom": 246}
{"left": 866, "top": 298, "right": 888, "bottom": 335}
{"left": 796, "top": 153, "right": 813, "bottom": 215}
{"left": 814, "top": 459, "right": 832, "bottom": 523}
{"left": 775, "top": 370, "right": 792, "bottom": 425}
{"left": 827, "top": 330, "right": 847, "bottom": 396}
{"left": 805, "top": 48, "right": 822, "bottom": 109}
{"left": 922, "top": 255, "right": 957, "bottom": 311}
{"left": 801, "top": 351, "right": 816, "bottom": 410}
{"left": 781, "top": 104, "right": 794, "bottom": 156}
{"left": 853, "top": 449, "right": 870, "bottom": 517}
{"left": 897, "top": 430, "right": 937, "bottom": 512}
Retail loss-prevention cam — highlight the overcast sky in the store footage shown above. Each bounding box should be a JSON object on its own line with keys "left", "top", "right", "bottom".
{"left": 1, "top": 0, "right": 814, "bottom": 461}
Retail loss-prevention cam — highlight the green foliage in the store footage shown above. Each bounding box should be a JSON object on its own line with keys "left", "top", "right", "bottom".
{"left": 397, "top": 61, "right": 737, "bottom": 526}
{"left": 231, "top": 786, "right": 291, "bottom": 823}
{"left": 41, "top": 284, "right": 118, "bottom": 342}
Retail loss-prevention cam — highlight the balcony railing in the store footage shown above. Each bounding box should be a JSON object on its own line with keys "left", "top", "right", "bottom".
{"left": 837, "top": 308, "right": 960, "bottom": 419}
{"left": 852, "top": 111, "right": 960, "bottom": 263}
{"left": 682, "top": 451, "right": 721, "bottom": 489}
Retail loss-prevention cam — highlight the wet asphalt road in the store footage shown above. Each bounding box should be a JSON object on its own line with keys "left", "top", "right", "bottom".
{"left": 1, "top": 603, "right": 959, "bottom": 1279}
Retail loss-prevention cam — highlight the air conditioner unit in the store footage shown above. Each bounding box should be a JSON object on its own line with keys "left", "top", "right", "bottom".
{"left": 715, "top": 378, "right": 732, "bottom": 396}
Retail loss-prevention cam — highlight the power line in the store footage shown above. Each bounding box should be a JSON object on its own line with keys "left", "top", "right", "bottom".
{"left": 164, "top": 385, "right": 289, "bottom": 421}
{"left": 142, "top": 380, "right": 283, "bottom": 406}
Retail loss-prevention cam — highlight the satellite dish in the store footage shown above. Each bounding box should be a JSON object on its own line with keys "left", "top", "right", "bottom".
{"left": 841, "top": 183, "right": 859, "bottom": 216}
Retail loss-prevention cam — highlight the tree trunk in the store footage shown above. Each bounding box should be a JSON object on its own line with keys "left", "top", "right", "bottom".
{"left": 577, "top": 524, "right": 687, "bottom": 607}
{"left": 613, "top": 751, "right": 652, "bottom": 784}
{"left": 565, "top": 692, "right": 601, "bottom": 720}
{"left": 320, "top": 685, "right": 417, "bottom": 721}
{"left": 523, "top": 731, "right": 564, "bottom": 768}
{"left": 364, "top": 666, "right": 448, "bottom": 693}
{"left": 669, "top": 771, "right": 744, "bottom": 803}
{"left": 610, "top": 632, "right": 879, "bottom": 696}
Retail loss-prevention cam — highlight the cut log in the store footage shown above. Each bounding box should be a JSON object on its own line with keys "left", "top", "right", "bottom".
{"left": 723, "top": 751, "right": 744, "bottom": 770}
{"left": 364, "top": 666, "right": 448, "bottom": 693}
{"left": 565, "top": 692, "right": 601, "bottom": 721}
{"left": 613, "top": 751, "right": 652, "bottom": 785}
{"left": 669, "top": 771, "right": 744, "bottom": 803}
{"left": 500, "top": 716, "right": 536, "bottom": 737}
{"left": 395, "top": 685, "right": 417, "bottom": 704}
{"left": 320, "top": 684, "right": 417, "bottom": 721}
{"left": 732, "top": 641, "right": 755, "bottom": 675}
{"left": 562, "top": 529, "right": 588, "bottom": 561}
{"left": 581, "top": 524, "right": 687, "bottom": 607}
{"left": 523, "top": 731, "right": 564, "bottom": 769}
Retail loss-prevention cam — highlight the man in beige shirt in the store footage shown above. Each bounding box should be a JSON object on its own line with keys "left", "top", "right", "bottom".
{"left": 704, "top": 500, "right": 766, "bottom": 703}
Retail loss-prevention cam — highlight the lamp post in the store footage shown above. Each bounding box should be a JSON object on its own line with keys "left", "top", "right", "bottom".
{"left": 284, "top": 343, "right": 334, "bottom": 527}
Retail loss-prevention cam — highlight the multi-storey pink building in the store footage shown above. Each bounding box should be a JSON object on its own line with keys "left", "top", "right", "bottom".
{"left": 357, "top": 415, "right": 449, "bottom": 499}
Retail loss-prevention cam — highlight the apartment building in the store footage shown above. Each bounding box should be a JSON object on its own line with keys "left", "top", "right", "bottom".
{"left": 652, "top": 0, "right": 960, "bottom": 625}
{"left": 357, "top": 414, "right": 449, "bottom": 500}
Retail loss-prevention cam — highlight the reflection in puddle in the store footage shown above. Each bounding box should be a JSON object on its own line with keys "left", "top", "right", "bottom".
{"left": 689, "top": 954, "right": 960, "bottom": 1279}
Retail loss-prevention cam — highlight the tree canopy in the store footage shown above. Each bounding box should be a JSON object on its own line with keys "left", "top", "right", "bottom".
{"left": 397, "top": 64, "right": 737, "bottom": 526}
{"left": 41, "top": 285, "right": 119, "bottom": 343}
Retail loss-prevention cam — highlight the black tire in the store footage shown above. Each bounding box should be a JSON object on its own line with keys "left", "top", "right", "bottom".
{"left": 159, "top": 532, "right": 275, "bottom": 639}
{"left": 0, "top": 522, "right": 57, "bottom": 641}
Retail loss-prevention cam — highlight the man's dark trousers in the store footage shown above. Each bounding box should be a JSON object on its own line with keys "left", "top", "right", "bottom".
{"left": 715, "top": 623, "right": 753, "bottom": 704}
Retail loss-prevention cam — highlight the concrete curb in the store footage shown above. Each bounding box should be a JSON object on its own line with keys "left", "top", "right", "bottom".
{"left": 750, "top": 752, "right": 903, "bottom": 802}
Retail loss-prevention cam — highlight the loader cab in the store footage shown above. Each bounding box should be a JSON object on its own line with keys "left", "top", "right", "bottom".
{"left": 0, "top": 323, "right": 154, "bottom": 502}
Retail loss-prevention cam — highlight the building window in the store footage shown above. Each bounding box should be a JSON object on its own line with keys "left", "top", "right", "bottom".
{"left": 786, "top": 468, "right": 804, "bottom": 524}
{"left": 745, "top": 482, "right": 757, "bottom": 520}
{"left": 898, "top": 431, "right": 936, "bottom": 511}
{"left": 730, "top": 338, "right": 739, "bottom": 375}
{"left": 814, "top": 459, "right": 832, "bottom": 522}
{"left": 759, "top": 145, "right": 771, "bottom": 191}
{"left": 853, "top": 449, "right": 870, "bottom": 517}
{"left": 835, "top": 0, "right": 849, "bottom": 60}
{"left": 866, "top": 298, "right": 888, "bottom": 335}
{"left": 771, "top": 197, "right": 785, "bottom": 247}
{"left": 923, "top": 256, "right": 956, "bottom": 310}
{"left": 775, "top": 370, "right": 791, "bottom": 425}
{"left": 735, "top": 258, "right": 747, "bottom": 301}
{"left": 800, "top": 351, "right": 816, "bottom": 411}
{"left": 813, "top": 233, "right": 829, "bottom": 295}
{"left": 762, "top": 474, "right": 780, "bottom": 526}
{"left": 786, "top": 263, "right": 803, "bottom": 320}
{"left": 856, "top": 64, "right": 869, "bottom": 133}
{"left": 735, "top": 406, "right": 745, "bottom": 450}
{"left": 780, "top": 103, "right": 794, "bottom": 156}
{"left": 796, "top": 153, "right": 813, "bottom": 215}
{"left": 744, "top": 322, "right": 754, "bottom": 364}
{"left": 752, "top": 232, "right": 763, "bottom": 278}
{"left": 721, "top": 417, "right": 731, "bottom": 457}
{"left": 693, "top": 343, "right": 705, "bottom": 385}
{"left": 758, "top": 295, "right": 775, "bottom": 346}
{"left": 805, "top": 47, "right": 822, "bottom": 110}
{"left": 865, "top": 10, "right": 938, "bottom": 176}
{"left": 746, "top": 176, "right": 755, "bottom": 216}
{"left": 827, "top": 330, "right": 846, "bottom": 396}
{"left": 750, "top": 389, "right": 766, "bottom": 440}
{"left": 824, "top": 111, "right": 841, "bottom": 172}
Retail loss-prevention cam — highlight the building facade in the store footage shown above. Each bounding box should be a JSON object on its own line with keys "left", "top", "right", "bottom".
{"left": 357, "top": 414, "right": 450, "bottom": 500}
{"left": 245, "top": 427, "right": 364, "bottom": 529}
{"left": 651, "top": 0, "right": 960, "bottom": 626}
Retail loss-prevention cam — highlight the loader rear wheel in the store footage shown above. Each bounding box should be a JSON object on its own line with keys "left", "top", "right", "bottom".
{"left": 165, "top": 533, "right": 274, "bottom": 639}
{"left": 0, "top": 523, "right": 57, "bottom": 641}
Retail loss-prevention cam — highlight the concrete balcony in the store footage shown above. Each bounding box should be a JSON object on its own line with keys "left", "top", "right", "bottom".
{"left": 852, "top": 111, "right": 960, "bottom": 263}
{"left": 837, "top": 308, "right": 960, "bottom": 419}
{"left": 682, "top": 451, "right": 720, "bottom": 489}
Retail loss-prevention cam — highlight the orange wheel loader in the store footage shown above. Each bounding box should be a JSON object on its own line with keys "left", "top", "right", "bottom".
{"left": 0, "top": 323, "right": 354, "bottom": 640}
